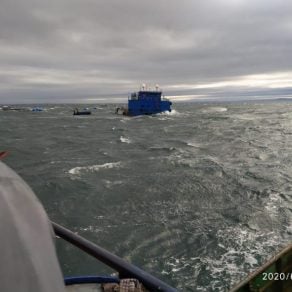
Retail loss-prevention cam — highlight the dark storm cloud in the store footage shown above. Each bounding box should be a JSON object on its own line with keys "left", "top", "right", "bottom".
{"left": 1, "top": 0, "right": 292, "bottom": 103}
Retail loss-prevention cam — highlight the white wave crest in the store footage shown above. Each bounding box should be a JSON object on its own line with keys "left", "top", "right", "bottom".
{"left": 120, "top": 136, "right": 131, "bottom": 143}
{"left": 187, "top": 141, "right": 202, "bottom": 148}
{"left": 202, "top": 107, "right": 228, "bottom": 113}
{"left": 69, "top": 162, "right": 121, "bottom": 175}
{"left": 160, "top": 109, "right": 180, "bottom": 116}
{"left": 199, "top": 224, "right": 284, "bottom": 291}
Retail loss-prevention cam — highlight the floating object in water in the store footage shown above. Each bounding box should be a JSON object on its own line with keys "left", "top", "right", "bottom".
{"left": 115, "top": 106, "right": 128, "bottom": 115}
{"left": 116, "top": 84, "right": 172, "bottom": 116}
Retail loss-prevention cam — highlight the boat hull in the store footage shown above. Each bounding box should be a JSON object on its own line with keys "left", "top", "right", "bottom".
{"left": 73, "top": 111, "right": 91, "bottom": 115}
{"left": 128, "top": 95, "right": 172, "bottom": 116}
{"left": 116, "top": 89, "right": 172, "bottom": 116}
{"left": 231, "top": 244, "right": 292, "bottom": 291}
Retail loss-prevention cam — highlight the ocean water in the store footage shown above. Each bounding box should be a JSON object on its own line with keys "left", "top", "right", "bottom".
{"left": 1, "top": 102, "right": 292, "bottom": 291}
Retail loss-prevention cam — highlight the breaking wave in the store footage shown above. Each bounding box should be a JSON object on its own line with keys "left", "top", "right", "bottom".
{"left": 68, "top": 162, "right": 122, "bottom": 175}
{"left": 201, "top": 107, "right": 228, "bottom": 113}
{"left": 120, "top": 136, "right": 131, "bottom": 143}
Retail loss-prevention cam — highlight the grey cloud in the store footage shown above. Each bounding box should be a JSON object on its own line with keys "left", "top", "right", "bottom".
{"left": 0, "top": 0, "right": 292, "bottom": 103}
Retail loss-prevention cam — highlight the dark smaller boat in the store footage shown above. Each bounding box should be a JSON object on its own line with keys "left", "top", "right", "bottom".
{"left": 73, "top": 108, "right": 91, "bottom": 115}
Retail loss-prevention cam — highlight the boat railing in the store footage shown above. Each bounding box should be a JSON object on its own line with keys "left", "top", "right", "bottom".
{"left": 52, "top": 222, "right": 177, "bottom": 292}
{"left": 231, "top": 244, "right": 292, "bottom": 291}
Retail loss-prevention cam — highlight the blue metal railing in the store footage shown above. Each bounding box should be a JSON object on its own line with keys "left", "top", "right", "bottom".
{"left": 64, "top": 275, "right": 119, "bottom": 285}
{"left": 52, "top": 222, "right": 178, "bottom": 292}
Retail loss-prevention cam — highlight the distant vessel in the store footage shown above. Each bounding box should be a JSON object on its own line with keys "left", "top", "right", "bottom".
{"left": 73, "top": 108, "right": 91, "bottom": 115}
{"left": 31, "top": 107, "right": 44, "bottom": 112}
{"left": 116, "top": 84, "right": 172, "bottom": 116}
{"left": 1, "top": 105, "right": 23, "bottom": 111}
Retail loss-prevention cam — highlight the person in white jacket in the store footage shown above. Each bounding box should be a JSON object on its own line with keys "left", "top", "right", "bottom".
{"left": 0, "top": 161, "right": 65, "bottom": 292}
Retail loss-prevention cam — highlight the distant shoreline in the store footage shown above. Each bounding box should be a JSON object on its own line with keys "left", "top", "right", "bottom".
{"left": 2, "top": 97, "right": 292, "bottom": 106}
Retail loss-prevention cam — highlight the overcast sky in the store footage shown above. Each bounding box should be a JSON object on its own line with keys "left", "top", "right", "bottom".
{"left": 1, "top": 0, "right": 292, "bottom": 103}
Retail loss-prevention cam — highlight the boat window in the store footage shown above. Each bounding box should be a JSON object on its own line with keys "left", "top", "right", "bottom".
{"left": 131, "top": 93, "right": 137, "bottom": 100}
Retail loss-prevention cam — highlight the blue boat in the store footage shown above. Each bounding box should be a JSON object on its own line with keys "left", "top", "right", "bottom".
{"left": 116, "top": 85, "right": 172, "bottom": 116}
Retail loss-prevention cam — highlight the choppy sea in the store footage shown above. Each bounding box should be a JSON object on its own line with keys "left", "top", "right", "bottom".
{"left": 1, "top": 101, "right": 292, "bottom": 291}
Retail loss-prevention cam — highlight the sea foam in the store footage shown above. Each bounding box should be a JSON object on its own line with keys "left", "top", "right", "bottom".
{"left": 202, "top": 107, "right": 228, "bottom": 113}
{"left": 120, "top": 136, "right": 131, "bottom": 143}
{"left": 69, "top": 162, "right": 121, "bottom": 175}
